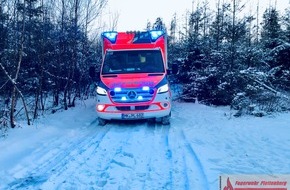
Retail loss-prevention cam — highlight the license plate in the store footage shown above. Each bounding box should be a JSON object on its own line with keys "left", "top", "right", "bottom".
{"left": 121, "top": 113, "right": 144, "bottom": 119}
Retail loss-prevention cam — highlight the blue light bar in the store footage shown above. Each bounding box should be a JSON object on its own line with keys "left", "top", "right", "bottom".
{"left": 102, "top": 31, "right": 118, "bottom": 43}
{"left": 149, "top": 30, "right": 165, "bottom": 42}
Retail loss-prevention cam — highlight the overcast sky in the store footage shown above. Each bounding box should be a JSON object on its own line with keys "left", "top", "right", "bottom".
{"left": 101, "top": 0, "right": 290, "bottom": 32}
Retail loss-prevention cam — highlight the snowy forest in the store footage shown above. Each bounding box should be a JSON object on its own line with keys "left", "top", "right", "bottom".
{"left": 1, "top": 0, "right": 290, "bottom": 132}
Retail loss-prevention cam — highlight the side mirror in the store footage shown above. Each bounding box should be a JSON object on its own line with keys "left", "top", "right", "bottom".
{"left": 96, "top": 71, "right": 100, "bottom": 81}
{"left": 89, "top": 66, "right": 101, "bottom": 81}
{"left": 171, "top": 63, "right": 178, "bottom": 74}
{"left": 89, "top": 66, "right": 95, "bottom": 79}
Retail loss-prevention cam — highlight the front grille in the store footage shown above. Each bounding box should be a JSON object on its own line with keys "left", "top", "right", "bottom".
{"left": 116, "top": 106, "right": 130, "bottom": 111}
{"left": 136, "top": 105, "right": 150, "bottom": 110}
{"left": 110, "top": 87, "right": 154, "bottom": 103}
{"left": 116, "top": 105, "right": 150, "bottom": 111}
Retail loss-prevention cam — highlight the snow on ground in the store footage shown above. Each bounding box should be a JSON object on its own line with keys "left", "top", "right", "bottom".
{"left": 0, "top": 97, "right": 290, "bottom": 190}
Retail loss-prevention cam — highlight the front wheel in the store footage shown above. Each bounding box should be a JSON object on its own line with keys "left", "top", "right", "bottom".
{"left": 98, "top": 118, "right": 107, "bottom": 126}
{"left": 161, "top": 115, "right": 170, "bottom": 125}
{"left": 157, "top": 112, "right": 171, "bottom": 125}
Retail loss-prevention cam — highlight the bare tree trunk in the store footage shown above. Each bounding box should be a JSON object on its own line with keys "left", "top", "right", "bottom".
{"left": 60, "top": 0, "right": 69, "bottom": 110}
{"left": 10, "top": 87, "right": 17, "bottom": 128}
{"left": 230, "top": 0, "right": 237, "bottom": 71}
{"left": 0, "top": 63, "right": 31, "bottom": 127}
{"left": 256, "top": 0, "right": 260, "bottom": 44}
{"left": 63, "top": 0, "right": 79, "bottom": 109}
{"left": 8, "top": 0, "right": 30, "bottom": 127}
{"left": 216, "top": 0, "right": 221, "bottom": 50}
{"left": 33, "top": 0, "right": 46, "bottom": 119}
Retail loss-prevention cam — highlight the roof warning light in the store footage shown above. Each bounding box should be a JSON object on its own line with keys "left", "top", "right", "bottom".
{"left": 149, "top": 30, "right": 165, "bottom": 42}
{"left": 102, "top": 31, "right": 118, "bottom": 43}
{"left": 102, "top": 30, "right": 165, "bottom": 44}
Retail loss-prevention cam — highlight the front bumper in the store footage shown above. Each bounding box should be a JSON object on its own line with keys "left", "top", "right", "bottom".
{"left": 96, "top": 92, "right": 171, "bottom": 120}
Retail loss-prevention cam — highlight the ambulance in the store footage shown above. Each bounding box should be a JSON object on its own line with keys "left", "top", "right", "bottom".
{"left": 94, "top": 30, "right": 173, "bottom": 126}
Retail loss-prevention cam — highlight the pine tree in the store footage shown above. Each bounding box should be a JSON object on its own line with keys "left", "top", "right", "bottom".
{"left": 152, "top": 17, "right": 166, "bottom": 31}
{"left": 260, "top": 7, "right": 282, "bottom": 49}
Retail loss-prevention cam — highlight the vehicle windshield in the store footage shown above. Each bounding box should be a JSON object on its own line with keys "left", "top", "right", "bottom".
{"left": 102, "top": 50, "right": 165, "bottom": 74}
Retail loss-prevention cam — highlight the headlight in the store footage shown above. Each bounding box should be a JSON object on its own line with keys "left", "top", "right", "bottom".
{"left": 96, "top": 86, "right": 107, "bottom": 95}
{"left": 157, "top": 84, "right": 169, "bottom": 94}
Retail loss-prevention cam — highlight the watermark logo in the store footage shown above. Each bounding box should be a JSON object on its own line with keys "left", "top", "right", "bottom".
{"left": 220, "top": 175, "right": 290, "bottom": 190}
{"left": 223, "top": 177, "right": 234, "bottom": 190}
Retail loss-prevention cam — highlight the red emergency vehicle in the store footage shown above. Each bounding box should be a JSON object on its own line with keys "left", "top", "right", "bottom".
{"left": 95, "top": 30, "right": 172, "bottom": 125}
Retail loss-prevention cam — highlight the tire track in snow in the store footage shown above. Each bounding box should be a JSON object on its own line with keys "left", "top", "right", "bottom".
{"left": 164, "top": 125, "right": 174, "bottom": 190}
{"left": 181, "top": 128, "right": 209, "bottom": 190}
{"left": 40, "top": 120, "right": 144, "bottom": 190}
{"left": 170, "top": 127, "right": 208, "bottom": 190}
{"left": 90, "top": 121, "right": 145, "bottom": 190}
{"left": 170, "top": 102, "right": 209, "bottom": 190}
{"left": 138, "top": 127, "right": 156, "bottom": 190}
{"left": 168, "top": 125, "right": 191, "bottom": 190}
{"left": 6, "top": 119, "right": 111, "bottom": 190}
{"left": 98, "top": 121, "right": 156, "bottom": 190}
{"left": 46, "top": 120, "right": 153, "bottom": 190}
{"left": 141, "top": 123, "right": 173, "bottom": 190}
{"left": 42, "top": 125, "right": 113, "bottom": 189}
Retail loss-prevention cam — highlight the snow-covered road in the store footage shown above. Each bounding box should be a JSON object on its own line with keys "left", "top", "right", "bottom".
{"left": 0, "top": 98, "right": 290, "bottom": 190}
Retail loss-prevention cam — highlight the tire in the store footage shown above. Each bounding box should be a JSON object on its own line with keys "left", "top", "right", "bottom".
{"left": 98, "top": 118, "right": 107, "bottom": 126}
{"left": 161, "top": 115, "right": 170, "bottom": 125}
